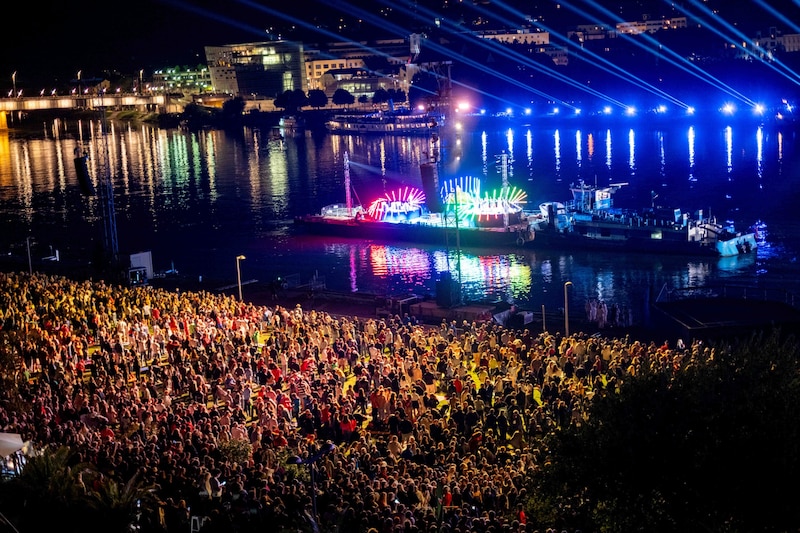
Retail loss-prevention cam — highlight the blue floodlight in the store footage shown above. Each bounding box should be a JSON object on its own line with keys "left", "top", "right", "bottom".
{"left": 574, "top": 108, "right": 581, "bottom": 116}
{"left": 603, "top": 106, "right": 612, "bottom": 115}
{"left": 524, "top": 108, "right": 532, "bottom": 115}
{"left": 656, "top": 104, "right": 667, "bottom": 114}
{"left": 625, "top": 106, "right": 637, "bottom": 116}
{"left": 721, "top": 103, "right": 736, "bottom": 115}
{"left": 552, "top": 106, "right": 560, "bottom": 115}
{"left": 753, "top": 104, "right": 765, "bottom": 115}
{"left": 686, "top": 106, "right": 696, "bottom": 116}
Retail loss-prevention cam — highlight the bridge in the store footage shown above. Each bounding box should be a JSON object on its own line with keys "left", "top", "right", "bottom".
{"left": 0, "top": 93, "right": 167, "bottom": 129}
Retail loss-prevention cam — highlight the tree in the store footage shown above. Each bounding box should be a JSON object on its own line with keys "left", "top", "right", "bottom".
{"left": 387, "top": 88, "right": 406, "bottom": 105}
{"left": 332, "top": 88, "right": 355, "bottom": 107}
{"left": 358, "top": 94, "right": 369, "bottom": 105}
{"left": 2, "top": 446, "right": 94, "bottom": 532}
{"left": 85, "top": 472, "right": 158, "bottom": 533}
{"left": 222, "top": 96, "right": 246, "bottom": 117}
{"left": 372, "top": 88, "right": 390, "bottom": 107}
{"left": 274, "top": 89, "right": 309, "bottom": 114}
{"left": 525, "top": 330, "right": 800, "bottom": 532}
{"left": 307, "top": 89, "right": 328, "bottom": 109}
{"left": 273, "top": 90, "right": 291, "bottom": 111}
{"left": 289, "top": 88, "right": 309, "bottom": 111}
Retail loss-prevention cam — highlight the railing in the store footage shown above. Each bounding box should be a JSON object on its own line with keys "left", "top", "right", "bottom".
{"left": 656, "top": 282, "right": 797, "bottom": 308}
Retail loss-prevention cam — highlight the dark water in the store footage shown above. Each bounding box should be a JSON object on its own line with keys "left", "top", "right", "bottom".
{"left": 1, "top": 116, "right": 798, "bottom": 324}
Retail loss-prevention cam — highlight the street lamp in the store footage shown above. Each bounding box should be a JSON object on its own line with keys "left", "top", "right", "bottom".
{"left": 235, "top": 255, "right": 246, "bottom": 301}
{"left": 288, "top": 442, "right": 336, "bottom": 524}
{"left": 564, "top": 281, "right": 573, "bottom": 337}
{"left": 77, "top": 70, "right": 81, "bottom": 96}
{"left": 12, "top": 71, "right": 16, "bottom": 98}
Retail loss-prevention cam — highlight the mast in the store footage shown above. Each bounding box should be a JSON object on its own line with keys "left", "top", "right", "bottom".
{"left": 344, "top": 151, "right": 352, "bottom": 216}
{"left": 497, "top": 151, "right": 510, "bottom": 228}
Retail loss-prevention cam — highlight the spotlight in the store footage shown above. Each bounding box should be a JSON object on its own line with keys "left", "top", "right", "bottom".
{"left": 625, "top": 106, "right": 637, "bottom": 116}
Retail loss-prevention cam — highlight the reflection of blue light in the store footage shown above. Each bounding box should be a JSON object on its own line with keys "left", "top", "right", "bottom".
{"left": 722, "top": 103, "right": 736, "bottom": 115}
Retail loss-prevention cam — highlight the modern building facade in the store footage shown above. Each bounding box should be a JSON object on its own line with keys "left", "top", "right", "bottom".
{"left": 204, "top": 41, "right": 305, "bottom": 98}
{"left": 151, "top": 67, "right": 213, "bottom": 95}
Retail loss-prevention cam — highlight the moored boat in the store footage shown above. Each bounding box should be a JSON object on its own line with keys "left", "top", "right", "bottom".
{"left": 326, "top": 110, "right": 443, "bottom": 135}
{"left": 295, "top": 153, "right": 533, "bottom": 248}
{"left": 528, "top": 181, "right": 759, "bottom": 257}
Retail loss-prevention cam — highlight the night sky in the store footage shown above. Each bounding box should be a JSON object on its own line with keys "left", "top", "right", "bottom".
{"left": 3, "top": 0, "right": 799, "bottom": 90}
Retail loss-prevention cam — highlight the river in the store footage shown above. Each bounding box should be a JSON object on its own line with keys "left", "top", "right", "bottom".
{"left": 0, "top": 114, "right": 798, "bottom": 326}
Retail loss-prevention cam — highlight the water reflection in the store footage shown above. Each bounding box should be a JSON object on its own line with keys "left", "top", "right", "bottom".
{"left": 0, "top": 118, "right": 797, "bottom": 318}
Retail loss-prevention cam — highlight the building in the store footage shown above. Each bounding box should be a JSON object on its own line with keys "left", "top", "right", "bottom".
{"left": 753, "top": 27, "right": 800, "bottom": 58}
{"left": 478, "top": 30, "right": 550, "bottom": 46}
{"left": 319, "top": 67, "right": 406, "bottom": 102}
{"left": 615, "top": 16, "right": 687, "bottom": 35}
{"left": 204, "top": 41, "right": 305, "bottom": 98}
{"left": 151, "top": 67, "right": 213, "bottom": 95}
{"left": 305, "top": 57, "right": 366, "bottom": 91}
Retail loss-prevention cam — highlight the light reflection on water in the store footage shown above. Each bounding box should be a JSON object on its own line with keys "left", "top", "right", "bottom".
{"left": 0, "top": 119, "right": 798, "bottom": 322}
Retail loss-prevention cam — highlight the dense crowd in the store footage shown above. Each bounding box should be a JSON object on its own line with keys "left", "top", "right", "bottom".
{"left": 0, "top": 271, "right": 706, "bottom": 532}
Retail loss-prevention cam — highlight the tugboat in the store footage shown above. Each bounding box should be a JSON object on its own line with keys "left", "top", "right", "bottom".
{"left": 528, "top": 181, "right": 758, "bottom": 257}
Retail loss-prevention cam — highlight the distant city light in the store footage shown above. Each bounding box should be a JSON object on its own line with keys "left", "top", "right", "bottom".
{"left": 524, "top": 108, "right": 532, "bottom": 115}
{"left": 505, "top": 107, "right": 513, "bottom": 115}
{"left": 721, "top": 103, "right": 736, "bottom": 115}
{"left": 603, "top": 106, "right": 613, "bottom": 115}
{"left": 753, "top": 104, "right": 765, "bottom": 115}
{"left": 656, "top": 104, "right": 667, "bottom": 113}
{"left": 552, "top": 107, "right": 560, "bottom": 115}
{"left": 686, "top": 106, "right": 696, "bottom": 115}
{"left": 625, "top": 106, "right": 636, "bottom": 116}
{"left": 574, "top": 108, "right": 581, "bottom": 116}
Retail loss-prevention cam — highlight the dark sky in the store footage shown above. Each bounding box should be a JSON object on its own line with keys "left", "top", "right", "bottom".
{"left": 3, "top": 0, "right": 799, "bottom": 90}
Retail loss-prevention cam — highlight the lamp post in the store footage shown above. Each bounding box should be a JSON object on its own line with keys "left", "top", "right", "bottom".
{"left": 564, "top": 281, "right": 573, "bottom": 337}
{"left": 139, "top": 69, "right": 144, "bottom": 95}
{"left": 12, "top": 71, "right": 16, "bottom": 98}
{"left": 235, "top": 255, "right": 246, "bottom": 301}
{"left": 26, "top": 236, "right": 33, "bottom": 275}
{"left": 288, "top": 442, "right": 336, "bottom": 525}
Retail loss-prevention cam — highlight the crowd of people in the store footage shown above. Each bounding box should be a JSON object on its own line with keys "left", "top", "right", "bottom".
{"left": 0, "top": 271, "right": 706, "bottom": 532}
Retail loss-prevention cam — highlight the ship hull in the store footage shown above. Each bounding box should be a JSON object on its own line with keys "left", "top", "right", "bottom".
{"left": 528, "top": 220, "right": 757, "bottom": 257}
{"left": 295, "top": 215, "right": 531, "bottom": 248}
